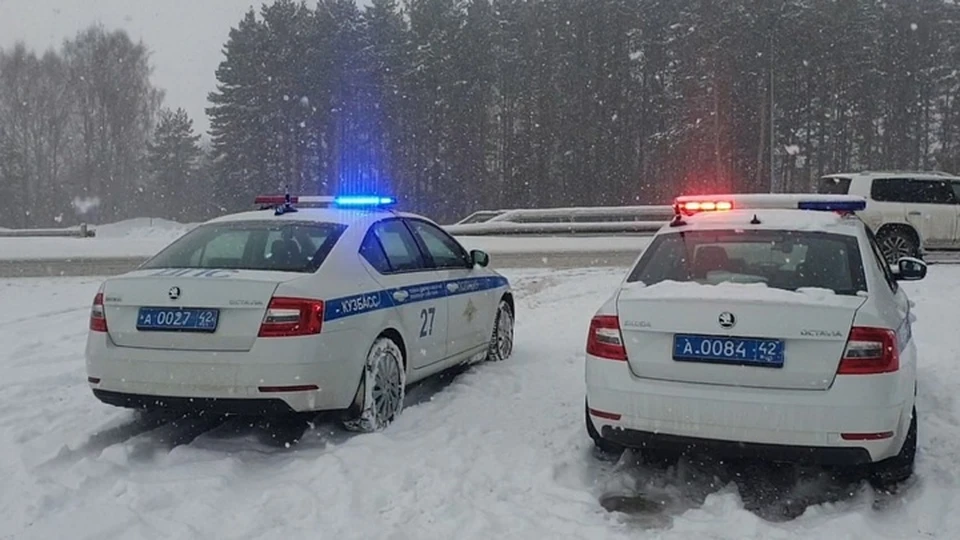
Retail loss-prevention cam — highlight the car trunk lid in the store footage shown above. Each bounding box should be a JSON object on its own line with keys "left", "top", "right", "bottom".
{"left": 616, "top": 281, "right": 866, "bottom": 390}
{"left": 102, "top": 268, "right": 302, "bottom": 352}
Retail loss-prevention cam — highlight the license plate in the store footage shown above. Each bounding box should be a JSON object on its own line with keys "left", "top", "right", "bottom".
{"left": 673, "top": 334, "right": 784, "bottom": 368}
{"left": 136, "top": 307, "right": 220, "bottom": 332}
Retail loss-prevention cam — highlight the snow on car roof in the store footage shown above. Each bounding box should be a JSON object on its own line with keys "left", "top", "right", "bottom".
{"left": 667, "top": 208, "right": 861, "bottom": 235}
{"left": 204, "top": 207, "right": 422, "bottom": 227}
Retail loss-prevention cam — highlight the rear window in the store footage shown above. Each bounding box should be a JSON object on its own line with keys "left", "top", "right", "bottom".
{"left": 141, "top": 220, "right": 347, "bottom": 273}
{"left": 626, "top": 229, "right": 866, "bottom": 295}
{"left": 817, "top": 176, "right": 851, "bottom": 194}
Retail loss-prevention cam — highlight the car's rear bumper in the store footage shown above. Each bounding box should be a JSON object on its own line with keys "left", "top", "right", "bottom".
{"left": 85, "top": 329, "right": 366, "bottom": 413}
{"left": 585, "top": 353, "right": 914, "bottom": 464}
{"left": 598, "top": 423, "right": 872, "bottom": 465}
{"left": 92, "top": 389, "right": 305, "bottom": 416}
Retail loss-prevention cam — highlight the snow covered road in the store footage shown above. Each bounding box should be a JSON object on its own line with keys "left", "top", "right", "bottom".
{"left": 2, "top": 267, "right": 960, "bottom": 539}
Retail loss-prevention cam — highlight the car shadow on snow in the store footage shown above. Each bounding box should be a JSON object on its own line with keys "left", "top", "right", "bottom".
{"left": 587, "top": 447, "right": 915, "bottom": 526}
{"left": 70, "top": 362, "right": 481, "bottom": 460}
{"left": 199, "top": 362, "right": 479, "bottom": 451}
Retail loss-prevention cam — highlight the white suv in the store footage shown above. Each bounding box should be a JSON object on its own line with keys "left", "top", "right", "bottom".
{"left": 818, "top": 170, "right": 960, "bottom": 263}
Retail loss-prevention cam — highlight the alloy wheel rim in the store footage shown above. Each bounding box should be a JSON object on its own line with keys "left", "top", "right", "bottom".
{"left": 880, "top": 236, "right": 911, "bottom": 263}
{"left": 496, "top": 308, "right": 514, "bottom": 358}
{"left": 372, "top": 350, "right": 402, "bottom": 422}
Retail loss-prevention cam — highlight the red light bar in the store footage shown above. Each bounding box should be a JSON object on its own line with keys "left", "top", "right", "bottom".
{"left": 675, "top": 199, "right": 734, "bottom": 216}
{"left": 255, "top": 195, "right": 298, "bottom": 205}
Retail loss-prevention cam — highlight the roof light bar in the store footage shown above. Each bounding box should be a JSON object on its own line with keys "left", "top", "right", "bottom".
{"left": 676, "top": 199, "right": 734, "bottom": 216}
{"left": 797, "top": 200, "right": 866, "bottom": 212}
{"left": 673, "top": 194, "right": 867, "bottom": 216}
{"left": 333, "top": 195, "right": 397, "bottom": 208}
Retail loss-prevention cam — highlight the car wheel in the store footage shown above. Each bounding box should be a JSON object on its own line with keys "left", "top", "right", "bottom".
{"left": 485, "top": 299, "right": 514, "bottom": 362}
{"left": 342, "top": 336, "right": 406, "bottom": 433}
{"left": 868, "top": 406, "right": 917, "bottom": 490}
{"left": 585, "top": 401, "right": 624, "bottom": 455}
{"left": 878, "top": 228, "right": 919, "bottom": 264}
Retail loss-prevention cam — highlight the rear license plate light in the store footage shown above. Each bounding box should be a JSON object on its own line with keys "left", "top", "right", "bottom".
{"left": 136, "top": 307, "right": 220, "bottom": 333}
{"left": 673, "top": 334, "right": 784, "bottom": 368}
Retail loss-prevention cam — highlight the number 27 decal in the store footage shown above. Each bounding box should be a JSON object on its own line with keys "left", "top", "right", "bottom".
{"left": 420, "top": 307, "right": 436, "bottom": 337}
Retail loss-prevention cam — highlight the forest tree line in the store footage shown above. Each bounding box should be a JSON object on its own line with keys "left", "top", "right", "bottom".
{"left": 2, "top": 0, "right": 959, "bottom": 227}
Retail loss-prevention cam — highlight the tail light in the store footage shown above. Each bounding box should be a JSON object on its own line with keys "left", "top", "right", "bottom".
{"left": 837, "top": 326, "right": 899, "bottom": 375}
{"left": 586, "top": 315, "right": 627, "bottom": 361}
{"left": 258, "top": 297, "right": 324, "bottom": 337}
{"left": 90, "top": 291, "right": 108, "bottom": 332}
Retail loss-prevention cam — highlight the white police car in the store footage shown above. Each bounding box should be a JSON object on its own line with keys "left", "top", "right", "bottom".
{"left": 585, "top": 194, "right": 926, "bottom": 487}
{"left": 86, "top": 194, "right": 514, "bottom": 431}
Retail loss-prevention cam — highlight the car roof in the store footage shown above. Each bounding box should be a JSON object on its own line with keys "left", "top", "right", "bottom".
{"left": 663, "top": 208, "right": 862, "bottom": 236}
{"left": 204, "top": 207, "right": 430, "bottom": 228}
{"left": 823, "top": 170, "right": 960, "bottom": 181}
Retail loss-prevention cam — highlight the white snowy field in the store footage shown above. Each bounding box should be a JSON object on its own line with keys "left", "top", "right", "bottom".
{"left": 0, "top": 219, "right": 652, "bottom": 260}
{"left": 2, "top": 266, "right": 960, "bottom": 539}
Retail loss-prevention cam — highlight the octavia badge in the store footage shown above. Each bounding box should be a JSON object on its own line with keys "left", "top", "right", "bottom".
{"left": 169, "top": 286, "right": 181, "bottom": 301}
{"left": 718, "top": 312, "right": 736, "bottom": 329}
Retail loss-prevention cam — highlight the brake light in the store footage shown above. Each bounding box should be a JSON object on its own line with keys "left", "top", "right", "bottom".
{"left": 837, "top": 326, "right": 899, "bottom": 375}
{"left": 90, "top": 292, "right": 108, "bottom": 332}
{"left": 676, "top": 200, "right": 734, "bottom": 216}
{"left": 586, "top": 315, "right": 627, "bottom": 361}
{"left": 258, "top": 297, "right": 324, "bottom": 337}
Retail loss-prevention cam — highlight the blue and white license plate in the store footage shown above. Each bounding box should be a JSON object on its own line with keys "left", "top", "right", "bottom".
{"left": 673, "top": 334, "right": 784, "bottom": 368}
{"left": 136, "top": 307, "right": 219, "bottom": 332}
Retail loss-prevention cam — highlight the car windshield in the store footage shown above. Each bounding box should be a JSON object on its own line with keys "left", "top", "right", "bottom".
{"left": 626, "top": 229, "right": 867, "bottom": 295}
{"left": 141, "top": 220, "right": 348, "bottom": 273}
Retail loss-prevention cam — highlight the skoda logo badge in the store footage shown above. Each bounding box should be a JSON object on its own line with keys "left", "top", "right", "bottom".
{"left": 718, "top": 312, "right": 736, "bottom": 329}
{"left": 168, "top": 286, "right": 181, "bottom": 301}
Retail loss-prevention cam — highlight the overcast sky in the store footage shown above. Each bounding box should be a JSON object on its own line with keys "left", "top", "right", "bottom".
{"left": 0, "top": 0, "right": 370, "bottom": 137}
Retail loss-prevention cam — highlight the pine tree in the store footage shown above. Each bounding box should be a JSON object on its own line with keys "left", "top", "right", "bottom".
{"left": 147, "top": 108, "right": 202, "bottom": 220}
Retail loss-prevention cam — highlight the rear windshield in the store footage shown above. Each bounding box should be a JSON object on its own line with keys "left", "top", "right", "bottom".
{"left": 817, "top": 176, "right": 851, "bottom": 194}
{"left": 626, "top": 229, "right": 866, "bottom": 295}
{"left": 141, "top": 220, "right": 347, "bottom": 273}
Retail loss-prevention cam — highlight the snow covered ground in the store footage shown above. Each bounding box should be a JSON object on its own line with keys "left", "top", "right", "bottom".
{"left": 2, "top": 266, "right": 960, "bottom": 539}
{"left": 0, "top": 219, "right": 652, "bottom": 260}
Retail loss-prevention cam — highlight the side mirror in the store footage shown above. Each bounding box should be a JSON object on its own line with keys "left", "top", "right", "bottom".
{"left": 471, "top": 249, "right": 490, "bottom": 268}
{"left": 893, "top": 256, "right": 927, "bottom": 281}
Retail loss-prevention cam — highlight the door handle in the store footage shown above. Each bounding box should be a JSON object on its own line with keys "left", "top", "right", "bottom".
{"left": 907, "top": 211, "right": 922, "bottom": 216}
{"left": 392, "top": 290, "right": 409, "bottom": 302}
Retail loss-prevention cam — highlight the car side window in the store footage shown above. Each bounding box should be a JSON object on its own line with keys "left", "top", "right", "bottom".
{"left": 911, "top": 179, "right": 957, "bottom": 204}
{"left": 870, "top": 178, "right": 910, "bottom": 202}
{"left": 951, "top": 181, "right": 960, "bottom": 202}
{"left": 406, "top": 219, "right": 472, "bottom": 269}
{"left": 371, "top": 219, "right": 427, "bottom": 273}
{"left": 864, "top": 227, "right": 898, "bottom": 293}
{"left": 871, "top": 177, "right": 958, "bottom": 204}
{"left": 359, "top": 230, "right": 392, "bottom": 274}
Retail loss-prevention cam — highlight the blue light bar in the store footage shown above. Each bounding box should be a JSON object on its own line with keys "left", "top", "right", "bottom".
{"left": 333, "top": 195, "right": 397, "bottom": 208}
{"left": 797, "top": 200, "right": 866, "bottom": 212}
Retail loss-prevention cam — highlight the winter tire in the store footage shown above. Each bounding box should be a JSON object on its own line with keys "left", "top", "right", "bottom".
{"left": 868, "top": 406, "right": 917, "bottom": 490}
{"left": 343, "top": 336, "right": 406, "bottom": 433}
{"left": 486, "top": 299, "right": 514, "bottom": 362}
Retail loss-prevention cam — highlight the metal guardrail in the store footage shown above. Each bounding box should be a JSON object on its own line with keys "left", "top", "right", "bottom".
{"left": 0, "top": 223, "right": 95, "bottom": 238}
{"left": 447, "top": 204, "right": 673, "bottom": 235}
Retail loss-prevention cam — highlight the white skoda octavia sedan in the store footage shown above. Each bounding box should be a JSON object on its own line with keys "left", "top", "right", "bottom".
{"left": 86, "top": 195, "right": 514, "bottom": 432}
{"left": 584, "top": 194, "right": 926, "bottom": 487}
